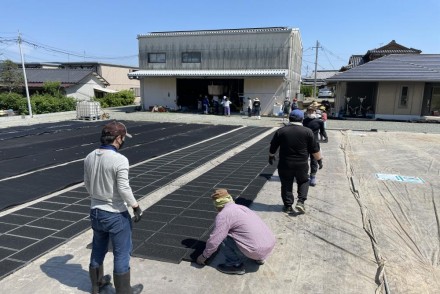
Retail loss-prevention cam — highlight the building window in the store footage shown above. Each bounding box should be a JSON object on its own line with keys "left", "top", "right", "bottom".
{"left": 182, "top": 52, "right": 201, "bottom": 63}
{"left": 148, "top": 53, "right": 166, "bottom": 63}
{"left": 399, "top": 86, "right": 409, "bottom": 107}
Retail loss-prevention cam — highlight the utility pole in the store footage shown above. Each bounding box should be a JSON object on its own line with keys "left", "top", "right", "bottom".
{"left": 312, "top": 40, "right": 321, "bottom": 99}
{"left": 18, "top": 32, "right": 32, "bottom": 117}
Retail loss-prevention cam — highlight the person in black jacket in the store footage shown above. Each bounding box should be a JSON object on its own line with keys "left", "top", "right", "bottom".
{"left": 253, "top": 98, "right": 261, "bottom": 119}
{"left": 269, "top": 109, "right": 323, "bottom": 214}
{"left": 303, "top": 106, "right": 327, "bottom": 187}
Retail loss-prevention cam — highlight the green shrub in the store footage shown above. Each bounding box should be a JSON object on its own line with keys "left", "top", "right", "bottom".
{"left": 0, "top": 92, "right": 28, "bottom": 114}
{"left": 94, "top": 90, "right": 135, "bottom": 108}
{"left": 0, "top": 92, "right": 76, "bottom": 115}
{"left": 31, "top": 94, "right": 76, "bottom": 114}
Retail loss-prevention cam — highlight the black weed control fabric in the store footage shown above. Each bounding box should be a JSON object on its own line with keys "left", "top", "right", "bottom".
{"left": 0, "top": 121, "right": 238, "bottom": 211}
{"left": 0, "top": 125, "right": 273, "bottom": 279}
{"left": 131, "top": 133, "right": 277, "bottom": 264}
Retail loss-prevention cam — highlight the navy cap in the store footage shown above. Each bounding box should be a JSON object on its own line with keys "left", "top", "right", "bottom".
{"left": 289, "top": 109, "right": 304, "bottom": 120}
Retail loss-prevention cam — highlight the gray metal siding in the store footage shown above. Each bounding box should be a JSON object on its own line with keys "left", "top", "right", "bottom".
{"left": 138, "top": 30, "right": 293, "bottom": 70}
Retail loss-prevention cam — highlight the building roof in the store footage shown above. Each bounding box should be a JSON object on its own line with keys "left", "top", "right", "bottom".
{"left": 365, "top": 40, "right": 422, "bottom": 56}
{"left": 21, "top": 62, "right": 139, "bottom": 70}
{"left": 128, "top": 69, "right": 288, "bottom": 78}
{"left": 24, "top": 68, "right": 109, "bottom": 86}
{"left": 341, "top": 40, "right": 422, "bottom": 71}
{"left": 138, "top": 27, "right": 293, "bottom": 38}
{"left": 303, "top": 70, "right": 339, "bottom": 80}
{"left": 327, "top": 54, "right": 440, "bottom": 82}
{"left": 301, "top": 70, "right": 339, "bottom": 86}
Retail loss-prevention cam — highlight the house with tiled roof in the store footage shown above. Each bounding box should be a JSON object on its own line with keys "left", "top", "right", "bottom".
{"left": 128, "top": 27, "right": 303, "bottom": 114}
{"left": 342, "top": 40, "right": 422, "bottom": 71}
{"left": 23, "top": 68, "right": 114, "bottom": 101}
{"left": 22, "top": 62, "right": 140, "bottom": 98}
{"left": 327, "top": 54, "right": 440, "bottom": 121}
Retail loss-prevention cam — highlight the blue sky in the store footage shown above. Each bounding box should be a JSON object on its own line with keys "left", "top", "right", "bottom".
{"left": 1, "top": 0, "right": 439, "bottom": 75}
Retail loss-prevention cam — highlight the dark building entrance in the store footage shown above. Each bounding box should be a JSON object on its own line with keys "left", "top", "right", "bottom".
{"left": 176, "top": 78, "right": 244, "bottom": 112}
{"left": 344, "top": 82, "right": 377, "bottom": 117}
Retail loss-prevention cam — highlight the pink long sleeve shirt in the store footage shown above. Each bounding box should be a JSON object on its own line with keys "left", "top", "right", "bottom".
{"left": 203, "top": 202, "right": 276, "bottom": 260}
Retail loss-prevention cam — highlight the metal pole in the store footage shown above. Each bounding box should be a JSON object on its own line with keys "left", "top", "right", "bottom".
{"left": 313, "top": 40, "right": 319, "bottom": 99}
{"left": 18, "top": 32, "right": 32, "bottom": 117}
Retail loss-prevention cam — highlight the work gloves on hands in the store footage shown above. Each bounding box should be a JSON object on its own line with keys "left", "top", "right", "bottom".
{"left": 133, "top": 206, "right": 143, "bottom": 222}
{"left": 268, "top": 155, "right": 276, "bottom": 165}
{"left": 318, "top": 159, "right": 323, "bottom": 169}
{"left": 196, "top": 254, "right": 207, "bottom": 265}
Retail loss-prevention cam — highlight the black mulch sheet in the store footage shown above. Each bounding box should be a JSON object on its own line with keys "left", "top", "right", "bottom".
{"left": 0, "top": 120, "right": 238, "bottom": 211}
{"left": 131, "top": 133, "right": 277, "bottom": 264}
{"left": 0, "top": 121, "right": 276, "bottom": 279}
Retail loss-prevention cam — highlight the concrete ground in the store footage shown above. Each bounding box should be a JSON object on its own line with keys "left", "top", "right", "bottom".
{"left": 1, "top": 108, "right": 440, "bottom": 293}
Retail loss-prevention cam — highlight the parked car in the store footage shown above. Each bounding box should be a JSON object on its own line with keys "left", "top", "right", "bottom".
{"left": 318, "top": 88, "right": 334, "bottom": 98}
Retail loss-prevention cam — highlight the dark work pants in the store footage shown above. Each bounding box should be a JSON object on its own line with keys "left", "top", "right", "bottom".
{"left": 309, "top": 141, "right": 320, "bottom": 176}
{"left": 278, "top": 165, "right": 310, "bottom": 207}
{"left": 309, "top": 155, "right": 318, "bottom": 176}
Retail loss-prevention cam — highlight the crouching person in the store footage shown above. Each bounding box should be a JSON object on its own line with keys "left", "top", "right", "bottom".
{"left": 84, "top": 121, "right": 143, "bottom": 294}
{"left": 196, "top": 189, "right": 276, "bottom": 274}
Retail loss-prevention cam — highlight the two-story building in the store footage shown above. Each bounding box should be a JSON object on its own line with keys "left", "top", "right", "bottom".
{"left": 128, "top": 27, "right": 302, "bottom": 114}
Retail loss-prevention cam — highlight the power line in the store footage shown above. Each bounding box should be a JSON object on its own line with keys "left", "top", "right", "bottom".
{"left": 0, "top": 36, "right": 138, "bottom": 61}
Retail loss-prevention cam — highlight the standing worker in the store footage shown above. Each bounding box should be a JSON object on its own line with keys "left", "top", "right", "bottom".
{"left": 84, "top": 121, "right": 143, "bottom": 294}
{"left": 196, "top": 189, "right": 276, "bottom": 274}
{"left": 247, "top": 97, "right": 253, "bottom": 117}
{"left": 222, "top": 96, "right": 231, "bottom": 116}
{"left": 282, "top": 97, "right": 291, "bottom": 123}
{"left": 319, "top": 105, "right": 328, "bottom": 140}
{"left": 202, "top": 95, "right": 210, "bottom": 114}
{"left": 303, "top": 106, "right": 327, "bottom": 187}
{"left": 268, "top": 109, "right": 323, "bottom": 214}
{"left": 253, "top": 97, "right": 261, "bottom": 119}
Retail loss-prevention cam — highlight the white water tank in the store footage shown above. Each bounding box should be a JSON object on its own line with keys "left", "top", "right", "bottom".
{"left": 76, "top": 101, "right": 101, "bottom": 120}
{"left": 273, "top": 104, "right": 283, "bottom": 116}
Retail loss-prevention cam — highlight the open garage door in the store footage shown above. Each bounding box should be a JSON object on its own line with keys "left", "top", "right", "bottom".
{"left": 176, "top": 78, "right": 244, "bottom": 112}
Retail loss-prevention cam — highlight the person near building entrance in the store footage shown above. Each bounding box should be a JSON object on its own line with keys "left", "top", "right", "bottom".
{"left": 283, "top": 97, "right": 291, "bottom": 115}
{"left": 84, "top": 121, "right": 143, "bottom": 294}
{"left": 222, "top": 96, "right": 231, "bottom": 116}
{"left": 268, "top": 109, "right": 323, "bottom": 214}
{"left": 202, "top": 95, "right": 210, "bottom": 114}
{"left": 247, "top": 97, "right": 253, "bottom": 117}
{"left": 213, "top": 95, "right": 219, "bottom": 114}
{"left": 196, "top": 189, "right": 276, "bottom": 275}
{"left": 303, "top": 106, "right": 327, "bottom": 187}
{"left": 282, "top": 97, "right": 291, "bottom": 122}
{"left": 253, "top": 97, "right": 261, "bottom": 119}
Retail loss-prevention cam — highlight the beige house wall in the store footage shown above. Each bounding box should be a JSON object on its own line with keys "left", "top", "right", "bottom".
{"left": 66, "top": 75, "right": 103, "bottom": 101}
{"left": 244, "top": 77, "right": 285, "bottom": 115}
{"left": 376, "top": 82, "right": 424, "bottom": 119}
{"left": 141, "top": 78, "right": 177, "bottom": 110}
{"left": 99, "top": 65, "right": 140, "bottom": 93}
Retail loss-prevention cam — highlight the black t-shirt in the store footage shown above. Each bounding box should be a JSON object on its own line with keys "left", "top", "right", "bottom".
{"left": 303, "top": 117, "right": 327, "bottom": 140}
{"left": 269, "top": 124, "right": 319, "bottom": 169}
{"left": 253, "top": 101, "right": 261, "bottom": 108}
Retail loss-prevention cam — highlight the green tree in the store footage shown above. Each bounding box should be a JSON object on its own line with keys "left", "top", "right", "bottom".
{"left": 42, "top": 81, "right": 63, "bottom": 97}
{"left": 0, "top": 59, "right": 24, "bottom": 93}
{"left": 300, "top": 85, "right": 313, "bottom": 97}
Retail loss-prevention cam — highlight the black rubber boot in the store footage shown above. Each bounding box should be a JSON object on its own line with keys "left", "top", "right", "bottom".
{"left": 114, "top": 270, "right": 143, "bottom": 294}
{"left": 89, "top": 265, "right": 112, "bottom": 294}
